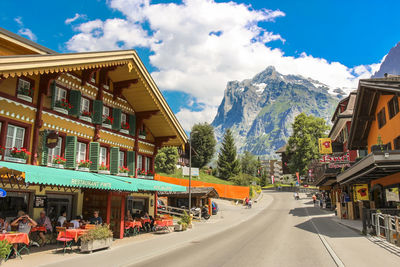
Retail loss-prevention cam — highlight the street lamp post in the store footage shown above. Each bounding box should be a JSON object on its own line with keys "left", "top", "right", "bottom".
{"left": 188, "top": 130, "right": 197, "bottom": 214}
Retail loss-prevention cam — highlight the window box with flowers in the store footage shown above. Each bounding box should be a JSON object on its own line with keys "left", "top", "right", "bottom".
{"left": 102, "top": 116, "right": 113, "bottom": 129}
{"left": 98, "top": 162, "right": 110, "bottom": 174}
{"left": 137, "top": 169, "right": 154, "bottom": 180}
{"left": 51, "top": 155, "right": 66, "bottom": 168}
{"left": 54, "top": 99, "right": 73, "bottom": 115}
{"left": 79, "top": 111, "right": 93, "bottom": 123}
{"left": 17, "top": 83, "right": 34, "bottom": 103}
{"left": 118, "top": 166, "right": 130, "bottom": 177}
{"left": 120, "top": 122, "right": 129, "bottom": 135}
{"left": 77, "top": 159, "right": 92, "bottom": 172}
{"left": 4, "top": 147, "right": 30, "bottom": 163}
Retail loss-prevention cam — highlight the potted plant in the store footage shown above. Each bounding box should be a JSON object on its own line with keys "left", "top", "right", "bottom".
{"left": 98, "top": 162, "right": 110, "bottom": 174}
{"left": 118, "top": 166, "right": 130, "bottom": 176}
{"left": 4, "top": 147, "right": 30, "bottom": 163}
{"left": 80, "top": 110, "right": 92, "bottom": 123}
{"left": 175, "top": 211, "right": 191, "bottom": 231}
{"left": 102, "top": 116, "right": 113, "bottom": 129}
{"left": 0, "top": 240, "right": 12, "bottom": 264}
{"left": 17, "top": 85, "right": 34, "bottom": 102}
{"left": 53, "top": 98, "right": 73, "bottom": 115}
{"left": 77, "top": 159, "right": 92, "bottom": 172}
{"left": 52, "top": 155, "right": 66, "bottom": 168}
{"left": 120, "top": 122, "right": 130, "bottom": 134}
{"left": 80, "top": 225, "right": 113, "bottom": 253}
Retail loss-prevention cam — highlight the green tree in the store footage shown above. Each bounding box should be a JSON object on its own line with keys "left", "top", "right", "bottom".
{"left": 229, "top": 172, "right": 259, "bottom": 186}
{"left": 217, "top": 129, "right": 240, "bottom": 180}
{"left": 286, "top": 113, "right": 329, "bottom": 176}
{"left": 240, "top": 151, "right": 258, "bottom": 176}
{"left": 191, "top": 123, "right": 216, "bottom": 168}
{"left": 154, "top": 146, "right": 179, "bottom": 174}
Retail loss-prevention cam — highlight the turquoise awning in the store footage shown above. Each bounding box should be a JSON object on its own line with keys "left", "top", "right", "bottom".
{"left": 110, "top": 175, "right": 186, "bottom": 192}
{"left": 0, "top": 161, "right": 138, "bottom": 192}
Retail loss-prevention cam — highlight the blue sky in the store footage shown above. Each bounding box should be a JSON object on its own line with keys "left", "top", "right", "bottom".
{"left": 1, "top": 0, "right": 399, "bottom": 129}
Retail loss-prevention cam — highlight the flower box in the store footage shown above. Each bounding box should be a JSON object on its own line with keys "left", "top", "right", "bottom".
{"left": 98, "top": 170, "right": 110, "bottom": 175}
{"left": 137, "top": 175, "right": 154, "bottom": 180}
{"left": 53, "top": 106, "right": 69, "bottom": 115}
{"left": 79, "top": 116, "right": 92, "bottom": 123}
{"left": 102, "top": 123, "right": 112, "bottom": 129}
{"left": 17, "top": 94, "right": 32, "bottom": 102}
{"left": 80, "top": 237, "right": 113, "bottom": 253}
{"left": 118, "top": 173, "right": 129, "bottom": 177}
{"left": 103, "top": 85, "right": 109, "bottom": 90}
{"left": 52, "top": 164, "right": 64, "bottom": 169}
{"left": 3, "top": 156, "right": 26, "bottom": 164}
{"left": 77, "top": 167, "right": 90, "bottom": 172}
{"left": 120, "top": 129, "right": 129, "bottom": 135}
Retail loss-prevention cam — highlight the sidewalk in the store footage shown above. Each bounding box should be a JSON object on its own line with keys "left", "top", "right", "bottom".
{"left": 331, "top": 216, "right": 363, "bottom": 233}
{"left": 5, "top": 194, "right": 272, "bottom": 267}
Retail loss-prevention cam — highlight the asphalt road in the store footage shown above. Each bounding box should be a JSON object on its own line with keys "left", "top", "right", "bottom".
{"left": 130, "top": 192, "right": 400, "bottom": 267}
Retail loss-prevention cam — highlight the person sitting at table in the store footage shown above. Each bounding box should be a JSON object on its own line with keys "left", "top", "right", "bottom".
{"left": 89, "top": 210, "right": 103, "bottom": 225}
{"left": 70, "top": 215, "right": 82, "bottom": 229}
{"left": 0, "top": 216, "right": 10, "bottom": 232}
{"left": 57, "top": 211, "right": 67, "bottom": 227}
{"left": 10, "top": 213, "right": 38, "bottom": 258}
{"left": 37, "top": 210, "right": 53, "bottom": 246}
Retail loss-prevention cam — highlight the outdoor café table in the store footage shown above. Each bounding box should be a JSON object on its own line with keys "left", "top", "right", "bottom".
{"left": 125, "top": 221, "right": 142, "bottom": 229}
{"left": 30, "top": 226, "right": 47, "bottom": 233}
{"left": 0, "top": 232, "right": 29, "bottom": 259}
{"left": 57, "top": 229, "right": 88, "bottom": 242}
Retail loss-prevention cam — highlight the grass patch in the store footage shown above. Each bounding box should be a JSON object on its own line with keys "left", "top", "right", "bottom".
{"left": 157, "top": 169, "right": 235, "bottom": 185}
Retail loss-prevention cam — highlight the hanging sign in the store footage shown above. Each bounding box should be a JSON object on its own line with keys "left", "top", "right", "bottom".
{"left": 386, "top": 187, "right": 399, "bottom": 202}
{"left": 0, "top": 188, "right": 6, "bottom": 197}
{"left": 46, "top": 131, "right": 59, "bottom": 149}
{"left": 318, "top": 138, "right": 332, "bottom": 154}
{"left": 354, "top": 184, "right": 369, "bottom": 201}
{"left": 320, "top": 152, "right": 350, "bottom": 163}
{"left": 34, "top": 195, "right": 47, "bottom": 208}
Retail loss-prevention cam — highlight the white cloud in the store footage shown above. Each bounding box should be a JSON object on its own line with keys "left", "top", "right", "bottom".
{"left": 66, "top": 0, "right": 381, "bottom": 130}
{"left": 65, "top": 13, "right": 87, "bottom": 24}
{"left": 14, "top": 17, "right": 37, "bottom": 41}
{"left": 175, "top": 106, "right": 218, "bottom": 131}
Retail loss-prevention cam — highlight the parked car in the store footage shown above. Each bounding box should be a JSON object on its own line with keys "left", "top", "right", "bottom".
{"left": 212, "top": 201, "right": 218, "bottom": 215}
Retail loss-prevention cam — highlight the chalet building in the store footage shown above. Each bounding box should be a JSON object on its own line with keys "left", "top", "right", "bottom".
{"left": 275, "top": 145, "right": 290, "bottom": 175}
{"left": 0, "top": 27, "right": 187, "bottom": 238}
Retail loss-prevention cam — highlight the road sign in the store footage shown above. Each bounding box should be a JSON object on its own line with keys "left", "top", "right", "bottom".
{"left": 0, "top": 188, "right": 6, "bottom": 197}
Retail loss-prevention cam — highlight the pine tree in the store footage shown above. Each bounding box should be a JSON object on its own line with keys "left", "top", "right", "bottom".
{"left": 217, "top": 129, "right": 240, "bottom": 180}
{"left": 191, "top": 123, "right": 216, "bottom": 168}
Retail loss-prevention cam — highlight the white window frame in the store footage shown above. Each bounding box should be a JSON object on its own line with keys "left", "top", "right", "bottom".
{"left": 80, "top": 97, "right": 90, "bottom": 114}
{"left": 76, "top": 142, "right": 87, "bottom": 163}
{"left": 145, "top": 157, "right": 151, "bottom": 171}
{"left": 103, "top": 106, "right": 110, "bottom": 117}
{"left": 121, "top": 113, "right": 127, "bottom": 124}
{"left": 48, "top": 137, "right": 63, "bottom": 163}
{"left": 119, "top": 151, "right": 125, "bottom": 167}
{"left": 54, "top": 86, "right": 67, "bottom": 102}
{"left": 137, "top": 155, "right": 143, "bottom": 171}
{"left": 5, "top": 124, "right": 25, "bottom": 155}
{"left": 99, "top": 147, "right": 107, "bottom": 165}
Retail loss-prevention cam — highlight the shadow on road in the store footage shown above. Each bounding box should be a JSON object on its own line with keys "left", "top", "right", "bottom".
{"left": 289, "top": 207, "right": 330, "bottom": 217}
{"left": 294, "top": 217, "right": 361, "bottom": 238}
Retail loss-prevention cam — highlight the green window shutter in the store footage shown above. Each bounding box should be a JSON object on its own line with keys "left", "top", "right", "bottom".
{"left": 92, "top": 100, "right": 103, "bottom": 124}
{"left": 129, "top": 114, "right": 136, "bottom": 136}
{"left": 127, "top": 151, "right": 135, "bottom": 176}
{"left": 65, "top": 136, "right": 77, "bottom": 169}
{"left": 89, "top": 142, "right": 100, "bottom": 172}
{"left": 110, "top": 147, "right": 120, "bottom": 175}
{"left": 112, "top": 108, "right": 122, "bottom": 131}
{"left": 69, "top": 90, "right": 81, "bottom": 116}
{"left": 40, "top": 132, "right": 49, "bottom": 166}
{"left": 50, "top": 82, "right": 57, "bottom": 109}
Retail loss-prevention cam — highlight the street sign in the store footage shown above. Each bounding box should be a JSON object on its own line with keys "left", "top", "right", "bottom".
{"left": 182, "top": 166, "right": 199, "bottom": 177}
{"left": 0, "top": 188, "right": 6, "bottom": 197}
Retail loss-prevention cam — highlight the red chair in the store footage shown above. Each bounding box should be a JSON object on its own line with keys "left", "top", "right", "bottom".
{"left": 56, "top": 227, "right": 73, "bottom": 254}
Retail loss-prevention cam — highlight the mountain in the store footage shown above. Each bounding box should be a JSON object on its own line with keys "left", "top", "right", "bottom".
{"left": 212, "top": 66, "right": 340, "bottom": 157}
{"left": 372, "top": 42, "right": 400, "bottom": 78}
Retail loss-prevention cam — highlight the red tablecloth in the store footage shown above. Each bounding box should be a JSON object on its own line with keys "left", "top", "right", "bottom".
{"left": 0, "top": 233, "right": 29, "bottom": 245}
{"left": 154, "top": 219, "right": 173, "bottom": 227}
{"left": 57, "top": 229, "right": 88, "bottom": 242}
{"left": 125, "top": 221, "right": 142, "bottom": 229}
{"left": 30, "top": 226, "right": 47, "bottom": 233}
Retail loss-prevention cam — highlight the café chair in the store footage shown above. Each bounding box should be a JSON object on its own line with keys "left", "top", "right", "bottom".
{"left": 56, "top": 227, "right": 73, "bottom": 254}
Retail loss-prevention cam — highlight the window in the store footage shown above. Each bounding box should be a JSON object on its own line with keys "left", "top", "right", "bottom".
{"left": 5, "top": 124, "right": 25, "bottom": 156}
{"left": 48, "top": 137, "right": 63, "bottom": 163}
{"left": 103, "top": 106, "right": 110, "bottom": 117}
{"left": 54, "top": 86, "right": 67, "bottom": 102}
{"left": 121, "top": 113, "right": 127, "bottom": 124}
{"left": 119, "top": 151, "right": 125, "bottom": 167}
{"left": 99, "top": 147, "right": 107, "bottom": 165}
{"left": 388, "top": 96, "right": 399, "bottom": 119}
{"left": 377, "top": 108, "right": 386, "bottom": 129}
{"left": 0, "top": 191, "right": 30, "bottom": 218}
{"left": 145, "top": 157, "right": 151, "bottom": 171}
{"left": 80, "top": 97, "right": 90, "bottom": 114}
{"left": 76, "top": 142, "right": 87, "bottom": 162}
{"left": 137, "top": 155, "right": 143, "bottom": 170}
{"left": 17, "top": 78, "right": 33, "bottom": 101}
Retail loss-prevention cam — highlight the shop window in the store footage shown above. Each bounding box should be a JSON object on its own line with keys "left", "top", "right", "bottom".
{"left": 377, "top": 108, "right": 386, "bottom": 129}
{"left": 0, "top": 191, "right": 30, "bottom": 219}
{"left": 76, "top": 142, "right": 87, "bottom": 162}
{"left": 5, "top": 124, "right": 25, "bottom": 156}
{"left": 119, "top": 151, "right": 125, "bottom": 167}
{"left": 48, "top": 137, "right": 63, "bottom": 163}
{"left": 99, "top": 146, "right": 107, "bottom": 165}
{"left": 388, "top": 96, "right": 399, "bottom": 119}
{"left": 80, "top": 97, "right": 90, "bottom": 114}
{"left": 394, "top": 136, "right": 400, "bottom": 150}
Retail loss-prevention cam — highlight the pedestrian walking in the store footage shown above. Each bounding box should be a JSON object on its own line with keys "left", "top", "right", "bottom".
{"left": 245, "top": 197, "right": 249, "bottom": 208}
{"left": 312, "top": 194, "right": 317, "bottom": 205}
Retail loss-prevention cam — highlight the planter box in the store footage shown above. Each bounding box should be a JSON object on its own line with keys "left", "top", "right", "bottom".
{"left": 98, "top": 170, "right": 110, "bottom": 175}
{"left": 102, "top": 123, "right": 112, "bottom": 129}
{"left": 137, "top": 175, "right": 154, "bottom": 180}
{"left": 174, "top": 224, "right": 183, "bottom": 231}
{"left": 118, "top": 173, "right": 129, "bottom": 177}
{"left": 52, "top": 164, "right": 65, "bottom": 169}
{"left": 3, "top": 156, "right": 26, "bottom": 164}
{"left": 80, "top": 237, "right": 113, "bottom": 253}
{"left": 77, "top": 167, "right": 90, "bottom": 172}
{"left": 103, "top": 85, "right": 109, "bottom": 90}
{"left": 17, "top": 94, "right": 32, "bottom": 102}
{"left": 139, "top": 135, "right": 146, "bottom": 139}
{"left": 120, "top": 129, "right": 129, "bottom": 135}
{"left": 79, "top": 116, "right": 92, "bottom": 123}
{"left": 53, "top": 107, "right": 69, "bottom": 115}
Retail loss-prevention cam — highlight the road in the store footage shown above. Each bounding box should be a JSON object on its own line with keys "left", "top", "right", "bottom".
{"left": 37, "top": 192, "right": 399, "bottom": 267}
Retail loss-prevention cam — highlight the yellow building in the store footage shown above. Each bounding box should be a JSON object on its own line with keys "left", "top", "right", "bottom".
{"left": 0, "top": 27, "right": 187, "bottom": 238}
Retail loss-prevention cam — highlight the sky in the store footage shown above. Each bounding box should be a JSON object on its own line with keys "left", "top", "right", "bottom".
{"left": 1, "top": 0, "right": 399, "bottom": 131}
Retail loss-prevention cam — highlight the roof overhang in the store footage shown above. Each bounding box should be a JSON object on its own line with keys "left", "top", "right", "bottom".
{"left": 337, "top": 151, "right": 400, "bottom": 184}
{"left": 0, "top": 50, "right": 188, "bottom": 146}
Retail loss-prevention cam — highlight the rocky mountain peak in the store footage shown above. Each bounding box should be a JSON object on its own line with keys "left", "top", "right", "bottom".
{"left": 372, "top": 42, "right": 400, "bottom": 78}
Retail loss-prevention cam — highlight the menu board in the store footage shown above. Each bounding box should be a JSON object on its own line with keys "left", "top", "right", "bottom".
{"left": 34, "top": 195, "right": 47, "bottom": 208}
{"left": 385, "top": 188, "right": 400, "bottom": 202}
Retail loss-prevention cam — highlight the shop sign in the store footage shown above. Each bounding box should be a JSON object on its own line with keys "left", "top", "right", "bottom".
{"left": 320, "top": 152, "right": 350, "bottom": 163}
{"left": 46, "top": 131, "right": 59, "bottom": 149}
{"left": 386, "top": 187, "right": 399, "bottom": 202}
{"left": 354, "top": 184, "right": 369, "bottom": 201}
{"left": 34, "top": 195, "right": 47, "bottom": 208}
{"left": 318, "top": 138, "right": 332, "bottom": 154}
{"left": 0, "top": 188, "right": 6, "bottom": 197}
{"left": 328, "top": 163, "right": 351, "bottom": 169}
{"left": 71, "top": 178, "right": 112, "bottom": 189}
